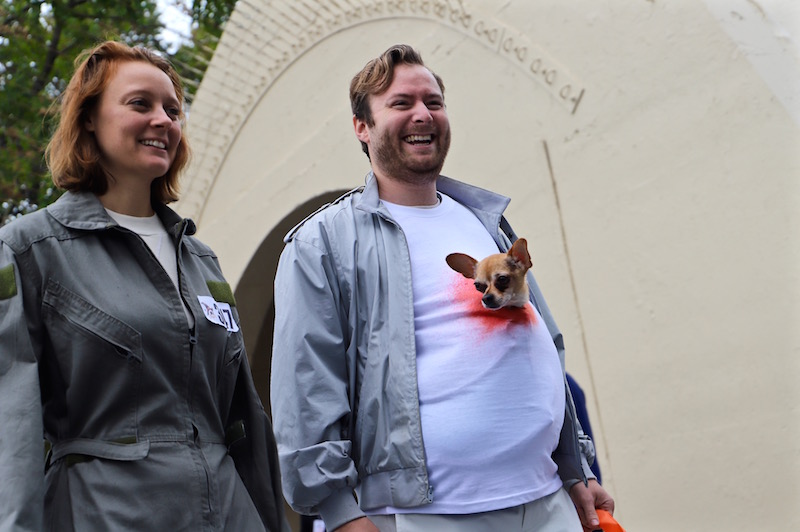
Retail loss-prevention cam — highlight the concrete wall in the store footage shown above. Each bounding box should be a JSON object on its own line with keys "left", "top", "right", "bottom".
{"left": 175, "top": 1, "right": 800, "bottom": 529}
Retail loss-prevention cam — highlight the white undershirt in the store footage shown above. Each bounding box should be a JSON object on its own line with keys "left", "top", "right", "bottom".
{"left": 105, "top": 209, "right": 193, "bottom": 327}
{"left": 377, "top": 193, "right": 565, "bottom": 514}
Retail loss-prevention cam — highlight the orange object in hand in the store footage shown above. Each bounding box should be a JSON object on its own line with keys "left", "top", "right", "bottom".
{"left": 596, "top": 509, "right": 626, "bottom": 532}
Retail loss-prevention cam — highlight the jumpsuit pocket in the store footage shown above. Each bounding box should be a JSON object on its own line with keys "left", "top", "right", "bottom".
{"left": 42, "top": 279, "right": 143, "bottom": 362}
{"left": 216, "top": 330, "right": 246, "bottom": 427}
{"left": 50, "top": 437, "right": 150, "bottom": 464}
{"left": 223, "top": 332, "right": 244, "bottom": 367}
{"left": 41, "top": 280, "right": 143, "bottom": 437}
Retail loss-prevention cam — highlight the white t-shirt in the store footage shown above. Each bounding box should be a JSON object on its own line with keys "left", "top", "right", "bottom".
{"left": 378, "top": 193, "right": 565, "bottom": 514}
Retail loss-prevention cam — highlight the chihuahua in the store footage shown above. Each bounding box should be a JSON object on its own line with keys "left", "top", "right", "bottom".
{"left": 446, "top": 238, "right": 532, "bottom": 310}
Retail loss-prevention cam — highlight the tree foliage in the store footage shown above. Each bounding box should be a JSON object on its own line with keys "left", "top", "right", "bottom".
{"left": 0, "top": 0, "right": 236, "bottom": 224}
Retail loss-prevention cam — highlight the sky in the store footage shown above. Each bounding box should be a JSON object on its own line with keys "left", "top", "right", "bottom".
{"left": 157, "top": 0, "right": 193, "bottom": 52}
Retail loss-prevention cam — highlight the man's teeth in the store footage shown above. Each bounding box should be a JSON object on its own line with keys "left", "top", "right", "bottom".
{"left": 404, "top": 134, "right": 432, "bottom": 144}
{"left": 141, "top": 140, "right": 166, "bottom": 149}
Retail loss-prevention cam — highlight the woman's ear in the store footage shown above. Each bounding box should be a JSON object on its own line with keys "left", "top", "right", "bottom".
{"left": 85, "top": 112, "right": 96, "bottom": 132}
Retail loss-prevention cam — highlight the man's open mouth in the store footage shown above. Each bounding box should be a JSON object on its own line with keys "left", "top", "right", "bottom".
{"left": 403, "top": 134, "right": 432, "bottom": 145}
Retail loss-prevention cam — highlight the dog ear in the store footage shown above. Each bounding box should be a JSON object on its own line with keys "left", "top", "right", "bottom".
{"left": 446, "top": 253, "right": 478, "bottom": 279}
{"left": 508, "top": 238, "right": 532, "bottom": 270}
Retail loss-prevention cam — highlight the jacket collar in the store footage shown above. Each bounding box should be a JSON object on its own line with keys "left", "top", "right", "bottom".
{"left": 154, "top": 200, "right": 197, "bottom": 239}
{"left": 356, "top": 171, "right": 511, "bottom": 219}
{"left": 48, "top": 191, "right": 196, "bottom": 238}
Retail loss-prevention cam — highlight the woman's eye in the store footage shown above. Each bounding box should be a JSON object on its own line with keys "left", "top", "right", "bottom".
{"left": 166, "top": 107, "right": 181, "bottom": 119}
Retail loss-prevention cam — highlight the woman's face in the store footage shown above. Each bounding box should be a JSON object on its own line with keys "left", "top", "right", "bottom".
{"left": 86, "top": 60, "right": 182, "bottom": 188}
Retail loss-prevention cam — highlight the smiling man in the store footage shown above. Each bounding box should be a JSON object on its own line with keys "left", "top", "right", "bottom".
{"left": 271, "top": 44, "right": 614, "bottom": 532}
{"left": 352, "top": 60, "right": 450, "bottom": 204}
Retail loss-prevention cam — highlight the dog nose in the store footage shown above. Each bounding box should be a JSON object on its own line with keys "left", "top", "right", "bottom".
{"left": 482, "top": 294, "right": 499, "bottom": 308}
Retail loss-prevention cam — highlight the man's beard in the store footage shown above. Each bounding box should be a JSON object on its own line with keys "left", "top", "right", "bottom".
{"left": 371, "top": 127, "right": 451, "bottom": 186}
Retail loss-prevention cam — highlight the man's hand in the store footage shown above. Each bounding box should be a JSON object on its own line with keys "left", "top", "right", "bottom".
{"left": 569, "top": 479, "right": 615, "bottom": 531}
{"left": 335, "top": 516, "right": 380, "bottom": 532}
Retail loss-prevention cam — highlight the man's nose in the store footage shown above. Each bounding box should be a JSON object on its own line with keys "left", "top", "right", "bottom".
{"left": 411, "top": 101, "right": 433, "bottom": 123}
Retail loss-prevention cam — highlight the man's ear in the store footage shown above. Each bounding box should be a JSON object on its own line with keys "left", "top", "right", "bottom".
{"left": 353, "top": 115, "right": 369, "bottom": 144}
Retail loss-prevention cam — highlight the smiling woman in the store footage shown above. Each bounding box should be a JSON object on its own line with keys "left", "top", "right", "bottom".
{"left": 84, "top": 60, "right": 183, "bottom": 215}
{"left": 45, "top": 41, "right": 190, "bottom": 208}
{"left": 0, "top": 40, "right": 287, "bottom": 531}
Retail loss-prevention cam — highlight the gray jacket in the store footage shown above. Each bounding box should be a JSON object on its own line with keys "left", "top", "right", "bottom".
{"left": 0, "top": 192, "right": 287, "bottom": 531}
{"left": 271, "top": 173, "right": 595, "bottom": 530}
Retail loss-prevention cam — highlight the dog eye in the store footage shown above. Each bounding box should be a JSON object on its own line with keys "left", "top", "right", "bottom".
{"left": 495, "top": 275, "right": 510, "bottom": 291}
{"left": 474, "top": 282, "right": 487, "bottom": 293}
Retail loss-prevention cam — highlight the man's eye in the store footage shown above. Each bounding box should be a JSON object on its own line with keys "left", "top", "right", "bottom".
{"left": 495, "top": 275, "right": 510, "bottom": 291}
{"left": 474, "top": 282, "right": 488, "bottom": 293}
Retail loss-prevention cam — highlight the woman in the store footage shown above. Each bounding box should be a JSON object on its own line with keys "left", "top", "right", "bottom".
{"left": 0, "top": 41, "right": 287, "bottom": 531}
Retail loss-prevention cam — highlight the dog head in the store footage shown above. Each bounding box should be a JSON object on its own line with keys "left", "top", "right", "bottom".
{"left": 446, "top": 238, "right": 532, "bottom": 310}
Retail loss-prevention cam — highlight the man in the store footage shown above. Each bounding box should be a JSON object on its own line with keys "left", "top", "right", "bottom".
{"left": 271, "top": 44, "right": 614, "bottom": 532}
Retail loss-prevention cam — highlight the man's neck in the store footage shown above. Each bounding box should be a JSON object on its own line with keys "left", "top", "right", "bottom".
{"left": 374, "top": 173, "right": 439, "bottom": 207}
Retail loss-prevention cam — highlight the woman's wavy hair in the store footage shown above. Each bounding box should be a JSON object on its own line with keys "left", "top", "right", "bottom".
{"left": 349, "top": 44, "right": 445, "bottom": 158}
{"left": 45, "top": 40, "right": 190, "bottom": 203}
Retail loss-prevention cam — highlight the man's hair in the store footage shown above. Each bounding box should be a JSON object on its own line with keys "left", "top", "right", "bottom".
{"left": 45, "top": 40, "right": 191, "bottom": 204}
{"left": 349, "top": 44, "right": 445, "bottom": 158}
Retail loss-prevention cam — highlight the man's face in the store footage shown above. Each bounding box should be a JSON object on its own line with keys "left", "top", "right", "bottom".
{"left": 354, "top": 63, "right": 451, "bottom": 187}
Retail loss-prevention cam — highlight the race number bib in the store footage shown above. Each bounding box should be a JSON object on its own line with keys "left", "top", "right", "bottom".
{"left": 197, "top": 295, "right": 240, "bottom": 332}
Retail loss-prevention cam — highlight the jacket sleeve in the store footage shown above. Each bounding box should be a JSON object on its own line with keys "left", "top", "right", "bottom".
{"left": 0, "top": 242, "right": 45, "bottom": 531}
{"left": 561, "top": 392, "right": 599, "bottom": 493}
{"left": 270, "top": 235, "right": 365, "bottom": 528}
{"left": 528, "top": 273, "right": 598, "bottom": 488}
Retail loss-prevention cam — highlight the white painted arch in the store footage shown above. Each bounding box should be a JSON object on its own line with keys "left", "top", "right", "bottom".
{"left": 175, "top": 1, "right": 800, "bottom": 530}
